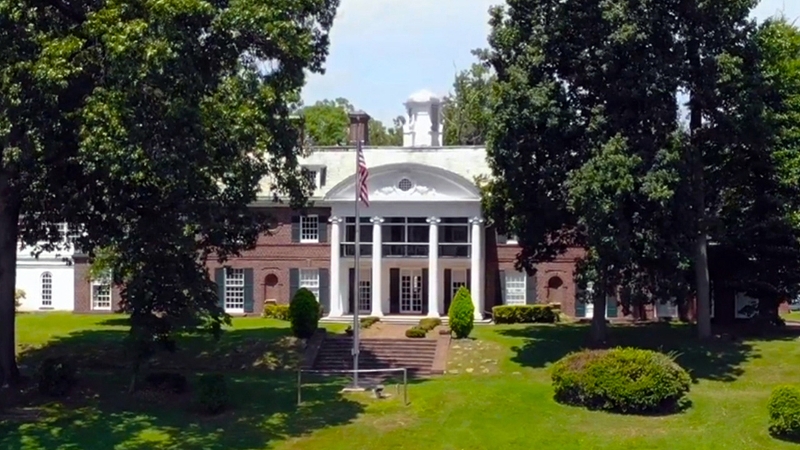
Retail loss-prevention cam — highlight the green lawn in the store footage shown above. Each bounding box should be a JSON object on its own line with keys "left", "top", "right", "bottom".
{"left": 3, "top": 314, "right": 800, "bottom": 449}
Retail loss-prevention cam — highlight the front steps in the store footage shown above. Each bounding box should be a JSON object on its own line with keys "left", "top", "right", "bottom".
{"left": 310, "top": 335, "right": 448, "bottom": 379}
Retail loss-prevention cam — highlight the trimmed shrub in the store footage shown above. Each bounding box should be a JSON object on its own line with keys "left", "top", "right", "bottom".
{"left": 768, "top": 385, "right": 800, "bottom": 438}
{"left": 551, "top": 347, "right": 691, "bottom": 414}
{"left": 144, "top": 371, "right": 188, "bottom": 394}
{"left": 418, "top": 317, "right": 442, "bottom": 332}
{"left": 289, "top": 288, "right": 320, "bottom": 339}
{"left": 262, "top": 304, "right": 290, "bottom": 320}
{"left": 37, "top": 357, "right": 77, "bottom": 397}
{"left": 360, "top": 316, "right": 381, "bottom": 329}
{"left": 196, "top": 373, "right": 228, "bottom": 415}
{"left": 448, "top": 286, "right": 475, "bottom": 339}
{"left": 405, "top": 327, "right": 427, "bottom": 338}
{"left": 492, "top": 305, "right": 558, "bottom": 324}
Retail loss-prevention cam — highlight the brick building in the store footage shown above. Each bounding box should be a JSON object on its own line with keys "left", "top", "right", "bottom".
{"left": 15, "top": 90, "right": 781, "bottom": 322}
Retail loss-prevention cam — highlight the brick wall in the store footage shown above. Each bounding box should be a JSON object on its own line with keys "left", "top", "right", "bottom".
{"left": 73, "top": 254, "right": 123, "bottom": 313}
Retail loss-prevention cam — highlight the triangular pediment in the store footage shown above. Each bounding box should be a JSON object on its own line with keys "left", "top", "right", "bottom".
{"left": 324, "top": 163, "right": 480, "bottom": 202}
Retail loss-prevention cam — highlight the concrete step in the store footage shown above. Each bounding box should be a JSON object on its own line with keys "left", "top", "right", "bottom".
{"left": 312, "top": 336, "right": 440, "bottom": 374}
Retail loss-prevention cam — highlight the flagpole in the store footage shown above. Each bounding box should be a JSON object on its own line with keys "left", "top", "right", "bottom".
{"left": 352, "top": 139, "right": 361, "bottom": 390}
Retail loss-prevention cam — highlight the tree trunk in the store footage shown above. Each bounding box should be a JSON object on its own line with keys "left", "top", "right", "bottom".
{"left": 590, "top": 290, "right": 608, "bottom": 345}
{"left": 0, "top": 184, "right": 21, "bottom": 388}
{"left": 688, "top": 34, "right": 712, "bottom": 340}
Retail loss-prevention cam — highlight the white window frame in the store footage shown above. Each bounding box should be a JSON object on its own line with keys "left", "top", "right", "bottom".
{"left": 655, "top": 300, "right": 679, "bottom": 318}
{"left": 505, "top": 272, "right": 527, "bottom": 306}
{"left": 91, "top": 275, "right": 112, "bottom": 311}
{"left": 41, "top": 272, "right": 53, "bottom": 308}
{"left": 300, "top": 215, "right": 320, "bottom": 243}
{"left": 224, "top": 268, "right": 245, "bottom": 312}
{"left": 299, "top": 269, "right": 320, "bottom": 301}
{"left": 451, "top": 269, "right": 467, "bottom": 298}
{"left": 507, "top": 235, "right": 519, "bottom": 245}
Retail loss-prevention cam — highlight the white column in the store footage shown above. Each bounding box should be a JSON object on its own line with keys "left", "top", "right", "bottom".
{"left": 470, "top": 217, "right": 484, "bottom": 320}
{"left": 328, "top": 216, "right": 343, "bottom": 317}
{"left": 427, "top": 217, "right": 441, "bottom": 317}
{"left": 370, "top": 216, "right": 384, "bottom": 317}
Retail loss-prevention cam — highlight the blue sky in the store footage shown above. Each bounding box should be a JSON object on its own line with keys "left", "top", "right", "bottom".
{"left": 302, "top": 0, "right": 800, "bottom": 124}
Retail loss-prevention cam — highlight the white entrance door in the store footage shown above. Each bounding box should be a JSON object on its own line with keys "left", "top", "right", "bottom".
{"left": 400, "top": 269, "right": 423, "bottom": 313}
{"left": 358, "top": 269, "right": 371, "bottom": 313}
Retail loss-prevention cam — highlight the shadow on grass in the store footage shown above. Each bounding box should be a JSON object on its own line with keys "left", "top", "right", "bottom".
{"left": 16, "top": 325, "right": 301, "bottom": 372}
{"left": 0, "top": 371, "right": 364, "bottom": 450}
{"left": 496, "top": 322, "right": 800, "bottom": 383}
{"left": 1, "top": 325, "right": 377, "bottom": 449}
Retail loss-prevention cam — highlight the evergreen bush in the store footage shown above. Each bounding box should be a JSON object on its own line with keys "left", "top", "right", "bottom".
{"left": 289, "top": 288, "right": 320, "bottom": 339}
{"left": 196, "top": 373, "right": 228, "bottom": 415}
{"left": 768, "top": 385, "right": 800, "bottom": 438}
{"left": 448, "top": 286, "right": 475, "bottom": 339}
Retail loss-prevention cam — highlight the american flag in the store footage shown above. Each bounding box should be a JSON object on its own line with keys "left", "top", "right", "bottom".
{"left": 357, "top": 143, "right": 370, "bottom": 207}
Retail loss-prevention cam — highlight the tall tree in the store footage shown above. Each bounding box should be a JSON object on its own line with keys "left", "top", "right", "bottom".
{"left": 0, "top": 0, "right": 339, "bottom": 387}
{"left": 484, "top": 0, "right": 687, "bottom": 342}
{"left": 442, "top": 58, "right": 494, "bottom": 146}
{"left": 301, "top": 98, "right": 402, "bottom": 146}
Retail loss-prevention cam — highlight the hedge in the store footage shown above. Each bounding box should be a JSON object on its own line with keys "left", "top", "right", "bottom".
{"left": 262, "top": 304, "right": 290, "bottom": 320}
{"left": 551, "top": 347, "right": 691, "bottom": 414}
{"left": 492, "top": 305, "right": 558, "bottom": 324}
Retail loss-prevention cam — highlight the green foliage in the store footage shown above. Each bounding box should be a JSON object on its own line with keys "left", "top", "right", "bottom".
{"left": 551, "top": 348, "right": 691, "bottom": 414}
{"left": 443, "top": 59, "right": 494, "bottom": 146}
{"left": 448, "top": 286, "right": 475, "bottom": 339}
{"left": 262, "top": 304, "right": 291, "bottom": 321}
{"left": 360, "top": 316, "right": 381, "bottom": 329}
{"left": 196, "top": 373, "right": 228, "bottom": 415}
{"left": 300, "top": 98, "right": 402, "bottom": 146}
{"left": 492, "top": 305, "right": 557, "bottom": 324}
{"left": 0, "top": 0, "right": 340, "bottom": 386}
{"left": 37, "top": 357, "right": 77, "bottom": 397}
{"left": 289, "top": 288, "right": 320, "bottom": 339}
{"left": 418, "top": 318, "right": 442, "bottom": 332}
{"left": 405, "top": 327, "right": 427, "bottom": 338}
{"left": 768, "top": 385, "right": 800, "bottom": 438}
{"left": 14, "top": 289, "right": 24, "bottom": 312}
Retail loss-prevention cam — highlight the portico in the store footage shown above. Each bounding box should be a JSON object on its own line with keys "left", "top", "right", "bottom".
{"left": 324, "top": 162, "right": 485, "bottom": 319}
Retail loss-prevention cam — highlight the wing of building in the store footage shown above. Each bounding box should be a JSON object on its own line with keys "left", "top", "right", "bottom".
{"left": 17, "top": 90, "right": 777, "bottom": 323}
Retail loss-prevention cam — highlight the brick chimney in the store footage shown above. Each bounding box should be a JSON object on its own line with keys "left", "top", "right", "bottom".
{"left": 348, "top": 110, "right": 371, "bottom": 145}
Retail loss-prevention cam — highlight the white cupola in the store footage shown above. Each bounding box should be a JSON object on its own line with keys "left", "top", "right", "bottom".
{"left": 403, "top": 90, "right": 443, "bottom": 147}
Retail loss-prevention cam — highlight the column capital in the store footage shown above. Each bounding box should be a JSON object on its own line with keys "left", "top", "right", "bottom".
{"left": 370, "top": 216, "right": 384, "bottom": 224}
{"left": 426, "top": 216, "right": 441, "bottom": 224}
{"left": 329, "top": 216, "right": 345, "bottom": 224}
{"left": 469, "top": 216, "right": 485, "bottom": 225}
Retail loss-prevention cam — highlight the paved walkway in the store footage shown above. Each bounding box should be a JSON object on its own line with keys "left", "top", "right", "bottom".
{"left": 360, "top": 322, "right": 440, "bottom": 339}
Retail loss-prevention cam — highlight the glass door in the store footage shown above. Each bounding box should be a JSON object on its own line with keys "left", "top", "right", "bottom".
{"left": 400, "top": 269, "right": 423, "bottom": 313}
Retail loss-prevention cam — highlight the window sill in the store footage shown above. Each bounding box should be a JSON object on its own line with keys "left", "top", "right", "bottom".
{"left": 299, "top": 240, "right": 320, "bottom": 244}
{"left": 38, "top": 307, "right": 54, "bottom": 311}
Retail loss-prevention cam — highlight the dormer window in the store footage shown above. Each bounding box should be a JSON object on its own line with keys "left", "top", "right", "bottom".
{"left": 301, "top": 165, "right": 326, "bottom": 190}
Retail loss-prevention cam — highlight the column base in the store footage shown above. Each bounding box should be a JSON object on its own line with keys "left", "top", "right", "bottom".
{"left": 427, "top": 310, "right": 440, "bottom": 318}
{"left": 327, "top": 310, "right": 344, "bottom": 318}
{"left": 369, "top": 309, "right": 384, "bottom": 318}
{"left": 473, "top": 311, "right": 483, "bottom": 321}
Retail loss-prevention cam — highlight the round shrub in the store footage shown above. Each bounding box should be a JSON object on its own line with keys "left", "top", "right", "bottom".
{"left": 289, "top": 288, "right": 320, "bottom": 339}
{"left": 196, "top": 373, "right": 228, "bottom": 415}
{"left": 448, "top": 286, "right": 475, "bottom": 339}
{"left": 37, "top": 357, "right": 77, "bottom": 397}
{"left": 405, "top": 327, "right": 427, "bottom": 338}
{"left": 551, "top": 347, "right": 691, "bottom": 414}
{"left": 768, "top": 385, "right": 800, "bottom": 438}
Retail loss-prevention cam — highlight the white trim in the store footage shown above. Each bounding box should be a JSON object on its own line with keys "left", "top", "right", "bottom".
{"left": 224, "top": 268, "right": 245, "bottom": 313}
{"left": 504, "top": 271, "right": 526, "bottom": 306}
{"left": 40, "top": 271, "right": 53, "bottom": 308}
{"left": 90, "top": 280, "right": 112, "bottom": 311}
{"left": 300, "top": 214, "right": 320, "bottom": 243}
{"left": 299, "top": 268, "right": 321, "bottom": 301}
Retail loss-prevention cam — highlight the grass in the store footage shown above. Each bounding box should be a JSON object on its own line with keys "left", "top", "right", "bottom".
{"left": 3, "top": 314, "right": 800, "bottom": 449}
